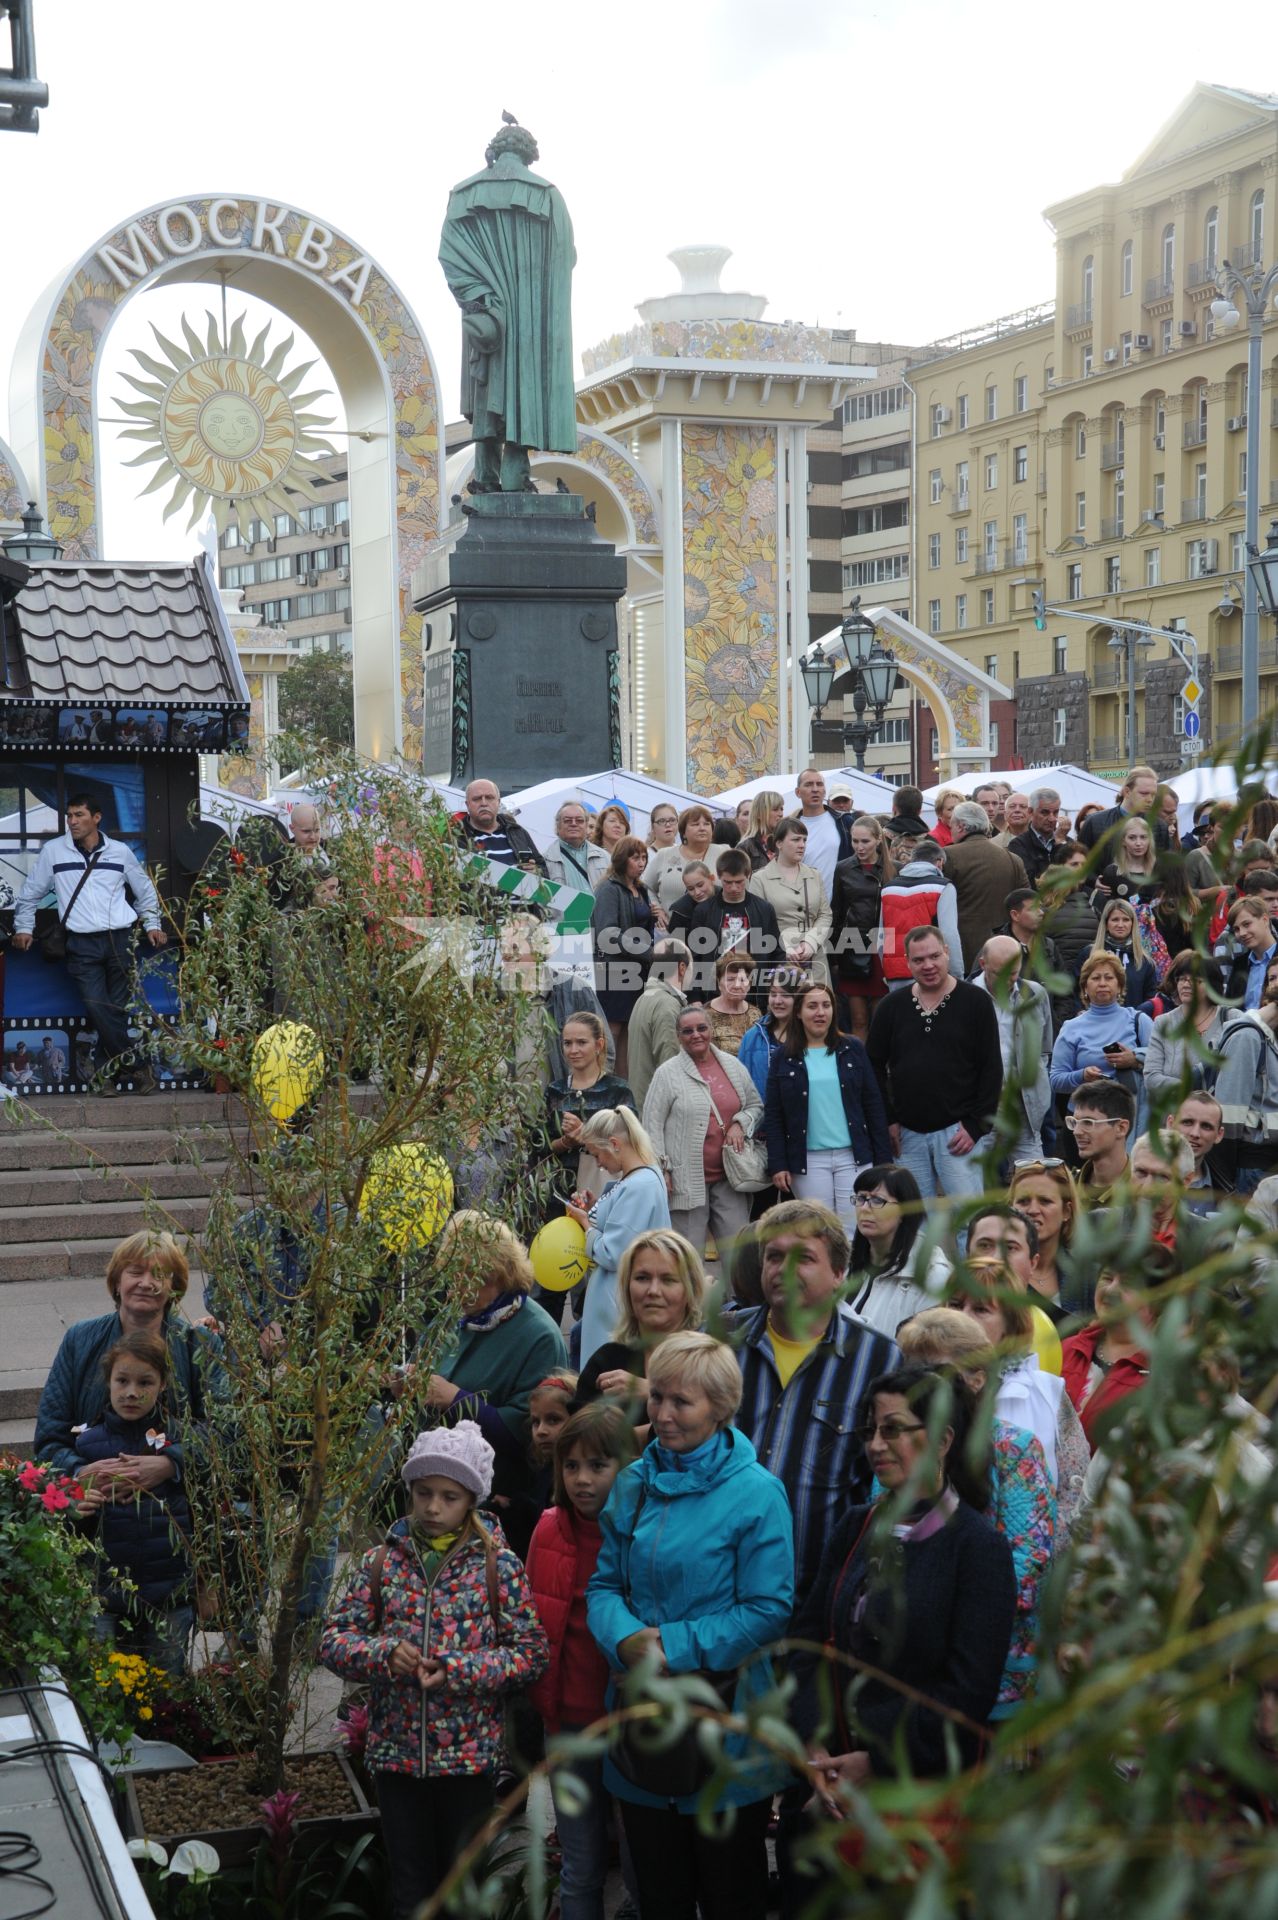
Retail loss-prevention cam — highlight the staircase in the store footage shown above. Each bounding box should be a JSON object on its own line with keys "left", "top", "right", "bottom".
{"left": 0, "top": 1090, "right": 250, "bottom": 1440}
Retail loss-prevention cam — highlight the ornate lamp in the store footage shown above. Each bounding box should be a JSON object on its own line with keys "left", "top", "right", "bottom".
{"left": 800, "top": 640, "right": 835, "bottom": 717}
{"left": 2, "top": 500, "right": 62, "bottom": 565}
{"left": 1249, "top": 520, "right": 1278, "bottom": 622}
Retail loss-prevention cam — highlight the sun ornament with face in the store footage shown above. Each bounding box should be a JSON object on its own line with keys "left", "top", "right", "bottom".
{"left": 115, "top": 310, "right": 336, "bottom": 537}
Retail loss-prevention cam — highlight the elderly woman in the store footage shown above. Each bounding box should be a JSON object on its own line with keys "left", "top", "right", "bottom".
{"left": 588, "top": 1331, "right": 795, "bottom": 1920}
{"left": 415, "top": 1211, "right": 567, "bottom": 1507}
{"left": 738, "top": 789, "right": 786, "bottom": 874}
{"left": 706, "top": 950, "right": 762, "bottom": 1056}
{"left": 749, "top": 817, "right": 833, "bottom": 987}
{"left": 593, "top": 835, "right": 665, "bottom": 1077}
{"left": 36, "top": 1232, "right": 216, "bottom": 1483}
{"left": 783, "top": 1366, "right": 1015, "bottom": 1912}
{"left": 644, "top": 804, "right": 717, "bottom": 910}
{"left": 1143, "top": 951, "right": 1229, "bottom": 1100}
{"left": 568, "top": 1108, "right": 671, "bottom": 1368}
{"left": 1051, "top": 951, "right": 1153, "bottom": 1133}
{"left": 575, "top": 1229, "right": 707, "bottom": 1427}
{"left": 642, "top": 1003, "right": 764, "bottom": 1260}
{"left": 929, "top": 787, "right": 965, "bottom": 848}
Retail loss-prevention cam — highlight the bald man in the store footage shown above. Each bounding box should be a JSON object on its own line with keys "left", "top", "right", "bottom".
{"left": 974, "top": 934, "right": 1052, "bottom": 1164}
{"left": 451, "top": 779, "right": 547, "bottom": 875}
{"left": 289, "top": 803, "right": 328, "bottom": 863}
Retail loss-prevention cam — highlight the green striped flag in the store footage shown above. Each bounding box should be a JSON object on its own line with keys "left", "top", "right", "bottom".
{"left": 456, "top": 853, "right": 595, "bottom": 933}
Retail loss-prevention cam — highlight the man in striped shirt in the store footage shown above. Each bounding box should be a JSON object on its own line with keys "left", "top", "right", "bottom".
{"left": 730, "top": 1199, "right": 899, "bottom": 1591}
{"left": 12, "top": 794, "right": 166, "bottom": 1095}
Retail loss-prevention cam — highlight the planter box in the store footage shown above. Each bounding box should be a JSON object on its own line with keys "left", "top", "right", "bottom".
{"left": 121, "top": 1749, "right": 377, "bottom": 1869}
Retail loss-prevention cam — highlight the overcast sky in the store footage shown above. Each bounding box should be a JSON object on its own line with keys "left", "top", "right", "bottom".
{"left": 0, "top": 0, "right": 1267, "bottom": 558}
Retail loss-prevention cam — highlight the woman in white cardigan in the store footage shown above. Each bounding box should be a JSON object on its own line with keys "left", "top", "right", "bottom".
{"left": 748, "top": 817, "right": 833, "bottom": 986}
{"left": 641, "top": 1004, "right": 763, "bottom": 1260}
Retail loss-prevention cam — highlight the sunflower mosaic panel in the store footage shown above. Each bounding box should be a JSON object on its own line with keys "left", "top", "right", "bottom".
{"left": 887, "top": 633, "right": 986, "bottom": 751}
{"left": 681, "top": 422, "right": 779, "bottom": 790}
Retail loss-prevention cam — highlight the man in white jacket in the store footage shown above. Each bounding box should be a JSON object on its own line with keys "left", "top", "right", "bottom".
{"left": 12, "top": 794, "right": 166, "bottom": 1095}
{"left": 541, "top": 798, "right": 609, "bottom": 893}
{"left": 974, "top": 936, "right": 1053, "bottom": 1166}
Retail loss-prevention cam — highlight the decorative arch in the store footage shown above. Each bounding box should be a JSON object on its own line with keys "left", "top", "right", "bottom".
{"left": 0, "top": 432, "right": 26, "bottom": 520}
{"left": 804, "top": 609, "right": 1007, "bottom": 776}
{"left": 8, "top": 193, "right": 444, "bottom": 763}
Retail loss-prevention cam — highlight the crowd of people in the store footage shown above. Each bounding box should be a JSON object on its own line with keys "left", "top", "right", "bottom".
{"left": 27, "top": 759, "right": 1278, "bottom": 1918}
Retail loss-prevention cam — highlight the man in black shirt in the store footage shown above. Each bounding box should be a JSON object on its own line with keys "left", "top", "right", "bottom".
{"left": 866, "top": 924, "right": 1002, "bottom": 1200}
{"left": 685, "top": 848, "right": 781, "bottom": 1000}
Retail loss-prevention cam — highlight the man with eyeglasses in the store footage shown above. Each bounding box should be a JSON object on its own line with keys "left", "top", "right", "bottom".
{"left": 1066, "top": 1080, "right": 1136, "bottom": 1205}
{"left": 731, "top": 1198, "right": 898, "bottom": 1591}
{"left": 542, "top": 799, "right": 609, "bottom": 892}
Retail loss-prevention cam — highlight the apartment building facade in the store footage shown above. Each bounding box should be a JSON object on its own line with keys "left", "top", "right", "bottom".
{"left": 912, "top": 83, "right": 1278, "bottom": 776}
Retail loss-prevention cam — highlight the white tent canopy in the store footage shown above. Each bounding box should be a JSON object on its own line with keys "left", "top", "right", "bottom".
{"left": 1164, "top": 762, "right": 1278, "bottom": 832}
{"left": 504, "top": 770, "right": 720, "bottom": 850}
{"left": 710, "top": 767, "right": 899, "bottom": 817}
{"left": 921, "top": 763, "right": 1119, "bottom": 820}
{"left": 267, "top": 767, "right": 466, "bottom": 829}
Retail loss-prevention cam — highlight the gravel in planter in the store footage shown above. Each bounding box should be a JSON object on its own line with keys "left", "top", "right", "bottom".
{"left": 133, "top": 1749, "right": 360, "bottom": 1836}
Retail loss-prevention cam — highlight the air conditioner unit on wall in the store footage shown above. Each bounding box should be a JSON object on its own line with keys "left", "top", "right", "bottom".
{"left": 1227, "top": 415, "right": 1246, "bottom": 431}
{"left": 1179, "top": 321, "right": 1197, "bottom": 337}
{"left": 936, "top": 407, "right": 952, "bottom": 424}
{"left": 1103, "top": 348, "right": 1119, "bottom": 363}
{"left": 1153, "top": 433, "right": 1165, "bottom": 450}
{"left": 1135, "top": 334, "right": 1152, "bottom": 350}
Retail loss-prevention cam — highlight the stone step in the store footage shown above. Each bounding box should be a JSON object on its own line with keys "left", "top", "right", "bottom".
{"left": 0, "top": 1160, "right": 239, "bottom": 1210}
{"left": 0, "top": 1236, "right": 210, "bottom": 1283}
{"left": 0, "top": 1194, "right": 217, "bottom": 1250}
{"left": 0, "top": 1124, "right": 248, "bottom": 1173}
{"left": 2, "top": 1090, "right": 243, "bottom": 1131}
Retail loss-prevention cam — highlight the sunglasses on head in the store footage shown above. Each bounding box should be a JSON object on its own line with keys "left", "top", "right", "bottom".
{"left": 1012, "top": 1157, "right": 1066, "bottom": 1171}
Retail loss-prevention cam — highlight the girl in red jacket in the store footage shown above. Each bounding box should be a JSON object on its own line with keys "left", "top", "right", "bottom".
{"left": 526, "top": 1402, "right": 635, "bottom": 1920}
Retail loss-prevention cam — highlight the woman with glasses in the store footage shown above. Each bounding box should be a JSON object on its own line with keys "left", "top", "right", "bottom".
{"left": 843, "top": 1163, "right": 950, "bottom": 1337}
{"left": 1143, "top": 951, "right": 1229, "bottom": 1099}
{"left": 783, "top": 1367, "right": 1015, "bottom": 1913}
{"left": 763, "top": 984, "right": 890, "bottom": 1230}
{"left": 642, "top": 1004, "right": 763, "bottom": 1261}
{"left": 644, "top": 804, "right": 718, "bottom": 910}
{"left": 1007, "top": 1159, "right": 1088, "bottom": 1316}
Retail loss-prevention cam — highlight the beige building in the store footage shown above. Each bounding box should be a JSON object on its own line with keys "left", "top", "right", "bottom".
{"left": 911, "top": 83, "right": 1278, "bottom": 777}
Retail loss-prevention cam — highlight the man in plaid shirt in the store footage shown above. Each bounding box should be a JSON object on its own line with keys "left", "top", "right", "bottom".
{"left": 730, "top": 1199, "right": 899, "bottom": 1591}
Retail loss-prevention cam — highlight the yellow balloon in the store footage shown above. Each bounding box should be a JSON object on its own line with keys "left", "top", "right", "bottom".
{"left": 251, "top": 1022, "right": 324, "bottom": 1125}
{"left": 1029, "top": 1304, "right": 1063, "bottom": 1377}
{"left": 360, "top": 1145, "right": 454, "bottom": 1254}
{"left": 530, "top": 1215, "right": 591, "bottom": 1293}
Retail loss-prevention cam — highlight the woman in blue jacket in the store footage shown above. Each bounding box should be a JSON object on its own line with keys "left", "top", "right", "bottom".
{"left": 738, "top": 967, "right": 806, "bottom": 1098}
{"left": 764, "top": 982, "right": 891, "bottom": 1228}
{"left": 587, "top": 1331, "right": 794, "bottom": 1920}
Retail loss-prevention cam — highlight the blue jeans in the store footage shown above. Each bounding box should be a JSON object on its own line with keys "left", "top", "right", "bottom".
{"left": 94, "top": 1603, "right": 193, "bottom": 1678}
{"left": 552, "top": 1745, "right": 610, "bottom": 1920}
{"left": 898, "top": 1125, "right": 994, "bottom": 1203}
{"left": 65, "top": 928, "right": 139, "bottom": 1073}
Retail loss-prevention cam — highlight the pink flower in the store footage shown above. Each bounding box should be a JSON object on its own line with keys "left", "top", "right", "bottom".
{"left": 40, "top": 1484, "right": 70, "bottom": 1512}
{"left": 337, "top": 1705, "right": 369, "bottom": 1760}
{"left": 259, "top": 1788, "right": 301, "bottom": 1860}
{"left": 17, "top": 1462, "right": 43, "bottom": 1492}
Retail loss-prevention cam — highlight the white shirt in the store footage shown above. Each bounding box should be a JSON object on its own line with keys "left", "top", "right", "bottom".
{"left": 14, "top": 830, "right": 162, "bottom": 935}
{"left": 799, "top": 809, "right": 840, "bottom": 893}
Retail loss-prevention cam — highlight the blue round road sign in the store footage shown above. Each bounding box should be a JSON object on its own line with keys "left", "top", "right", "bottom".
{"left": 1184, "top": 710, "right": 1201, "bottom": 738}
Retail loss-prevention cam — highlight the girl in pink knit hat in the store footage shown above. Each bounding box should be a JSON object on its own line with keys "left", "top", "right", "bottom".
{"left": 319, "top": 1420, "right": 548, "bottom": 1919}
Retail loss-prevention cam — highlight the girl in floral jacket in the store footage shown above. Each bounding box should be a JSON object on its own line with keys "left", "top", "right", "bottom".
{"left": 319, "top": 1422, "right": 548, "bottom": 1920}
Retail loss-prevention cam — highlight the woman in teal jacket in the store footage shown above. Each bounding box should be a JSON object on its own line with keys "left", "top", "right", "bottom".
{"left": 587, "top": 1331, "right": 794, "bottom": 1920}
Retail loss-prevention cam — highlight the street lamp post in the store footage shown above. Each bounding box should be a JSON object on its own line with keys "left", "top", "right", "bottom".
{"left": 800, "top": 600, "right": 900, "bottom": 773}
{"left": 1211, "top": 259, "right": 1278, "bottom": 740}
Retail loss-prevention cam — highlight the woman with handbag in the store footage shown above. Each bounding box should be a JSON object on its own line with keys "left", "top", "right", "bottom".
{"left": 749, "top": 818, "right": 833, "bottom": 987}
{"left": 764, "top": 983, "right": 891, "bottom": 1230}
{"left": 587, "top": 1331, "right": 795, "bottom": 1920}
{"left": 641, "top": 1004, "right": 764, "bottom": 1260}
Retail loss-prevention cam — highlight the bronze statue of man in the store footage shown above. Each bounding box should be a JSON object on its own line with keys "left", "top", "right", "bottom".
{"left": 439, "top": 121, "right": 578, "bottom": 494}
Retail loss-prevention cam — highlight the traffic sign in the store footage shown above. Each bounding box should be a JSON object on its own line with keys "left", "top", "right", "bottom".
{"left": 1182, "top": 676, "right": 1202, "bottom": 707}
{"left": 1184, "top": 709, "right": 1201, "bottom": 739}
{"left": 1181, "top": 739, "right": 1204, "bottom": 758}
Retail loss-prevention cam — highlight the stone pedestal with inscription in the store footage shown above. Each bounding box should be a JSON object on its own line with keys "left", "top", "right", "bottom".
{"left": 412, "top": 492, "right": 625, "bottom": 793}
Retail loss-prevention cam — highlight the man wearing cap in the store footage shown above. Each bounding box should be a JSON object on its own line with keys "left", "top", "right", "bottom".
{"left": 827, "top": 781, "right": 856, "bottom": 818}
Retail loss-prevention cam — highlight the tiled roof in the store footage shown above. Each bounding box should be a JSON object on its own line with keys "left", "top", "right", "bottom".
{"left": 5, "top": 559, "right": 248, "bottom": 705}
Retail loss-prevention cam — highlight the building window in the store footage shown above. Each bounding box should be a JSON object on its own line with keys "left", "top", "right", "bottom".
{"left": 1067, "top": 563, "right": 1082, "bottom": 599}
{"left": 1113, "top": 473, "right": 1124, "bottom": 537}
{"left": 1154, "top": 472, "right": 1165, "bottom": 514}
{"left": 930, "top": 728, "right": 939, "bottom": 760}
{"left": 1121, "top": 332, "right": 1133, "bottom": 364}
{"left": 1241, "top": 448, "right": 1248, "bottom": 494}
{"left": 1075, "top": 491, "right": 1086, "bottom": 533}
{"left": 1014, "top": 444, "right": 1029, "bottom": 483}
{"left": 1205, "top": 205, "right": 1218, "bottom": 268}
{"left": 1145, "top": 547, "right": 1161, "bottom": 586}
{"left": 845, "top": 384, "right": 908, "bottom": 422}
{"left": 983, "top": 520, "right": 998, "bottom": 564}
{"left": 1162, "top": 222, "right": 1175, "bottom": 284}
{"left": 929, "top": 598, "right": 942, "bottom": 634}
{"left": 879, "top": 715, "right": 912, "bottom": 745}
{"left": 985, "top": 385, "right": 998, "bottom": 422}
{"left": 222, "top": 524, "right": 240, "bottom": 550}
{"left": 955, "top": 527, "right": 968, "bottom": 564}
{"left": 843, "top": 553, "right": 910, "bottom": 587}
{"left": 930, "top": 405, "right": 945, "bottom": 437}
{"left": 1076, "top": 423, "right": 1086, "bottom": 458}
{"left": 1252, "top": 189, "right": 1265, "bottom": 264}
{"left": 1053, "top": 634, "right": 1068, "bottom": 674}
{"left": 956, "top": 460, "right": 970, "bottom": 497}
{"left": 1195, "top": 461, "right": 1208, "bottom": 514}
{"left": 1012, "top": 512, "right": 1028, "bottom": 562}
{"left": 844, "top": 500, "right": 910, "bottom": 535}
{"left": 1082, "top": 254, "right": 1093, "bottom": 312}
{"left": 958, "top": 394, "right": 970, "bottom": 429}
{"left": 1014, "top": 375, "right": 1029, "bottom": 412}
{"left": 989, "top": 721, "right": 1000, "bottom": 757}
{"left": 1232, "top": 529, "right": 1247, "bottom": 571}
{"left": 1053, "top": 706, "right": 1068, "bottom": 747}
{"left": 930, "top": 468, "right": 943, "bottom": 503}
{"left": 1188, "top": 537, "right": 1218, "bottom": 579}
{"left": 982, "top": 589, "right": 995, "bottom": 624}
{"left": 928, "top": 532, "right": 941, "bottom": 568}
{"left": 1105, "top": 555, "right": 1121, "bottom": 593}
{"left": 1082, "top": 346, "right": 1093, "bottom": 378}
{"left": 274, "top": 512, "right": 294, "bottom": 538}
{"left": 955, "top": 594, "right": 968, "bottom": 630}
{"left": 1161, "top": 317, "right": 1173, "bottom": 353}
{"left": 984, "top": 652, "right": 998, "bottom": 678}
{"left": 1121, "top": 240, "right": 1133, "bottom": 296}
{"left": 1154, "top": 397, "right": 1166, "bottom": 439}
{"left": 984, "top": 453, "right": 998, "bottom": 490}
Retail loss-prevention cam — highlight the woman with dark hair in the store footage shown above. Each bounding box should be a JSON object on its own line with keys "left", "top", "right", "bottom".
{"left": 1143, "top": 951, "right": 1229, "bottom": 1098}
{"left": 739, "top": 968, "right": 806, "bottom": 1098}
{"left": 1151, "top": 854, "right": 1198, "bottom": 964}
{"left": 763, "top": 982, "right": 890, "bottom": 1228}
{"left": 592, "top": 836, "right": 664, "bottom": 1076}
{"left": 831, "top": 815, "right": 889, "bottom": 1042}
{"left": 590, "top": 802, "right": 631, "bottom": 860}
{"left": 750, "top": 817, "right": 833, "bottom": 987}
{"left": 845, "top": 1163, "right": 951, "bottom": 1337}
{"left": 783, "top": 1367, "right": 1015, "bottom": 1909}
{"left": 644, "top": 805, "right": 717, "bottom": 910}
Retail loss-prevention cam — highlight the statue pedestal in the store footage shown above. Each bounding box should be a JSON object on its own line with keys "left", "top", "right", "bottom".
{"left": 413, "top": 492, "right": 625, "bottom": 793}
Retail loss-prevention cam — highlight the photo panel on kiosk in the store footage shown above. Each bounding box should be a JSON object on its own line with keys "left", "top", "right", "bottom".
{"left": 3, "top": 1019, "right": 88, "bottom": 1093}
{"left": 0, "top": 706, "right": 58, "bottom": 748}
{"left": 170, "top": 709, "right": 227, "bottom": 751}
{"left": 115, "top": 707, "right": 169, "bottom": 750}
{"left": 57, "top": 707, "right": 115, "bottom": 747}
